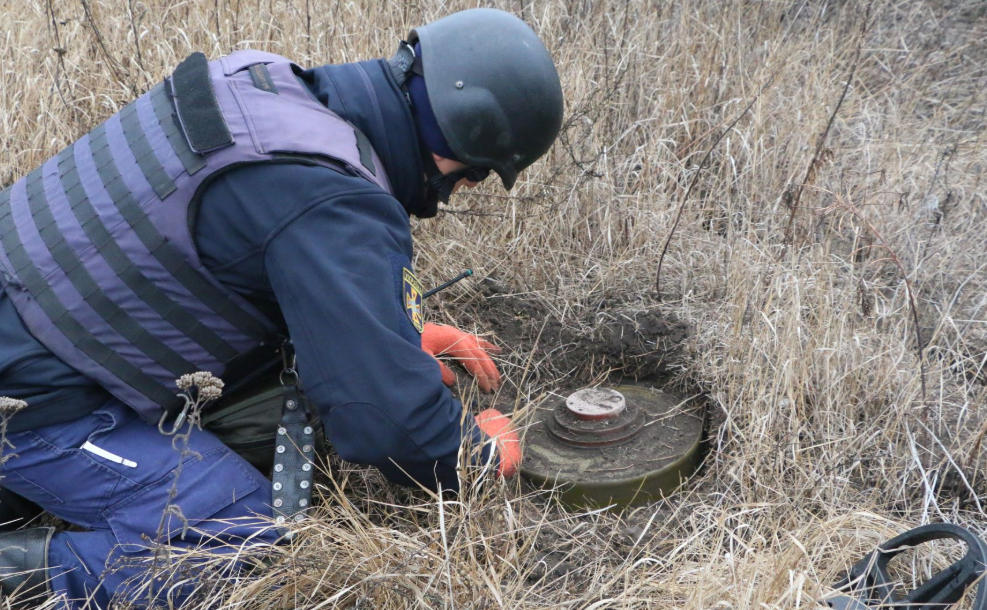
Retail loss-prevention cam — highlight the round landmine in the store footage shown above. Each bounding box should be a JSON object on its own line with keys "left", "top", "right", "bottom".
{"left": 520, "top": 384, "right": 704, "bottom": 509}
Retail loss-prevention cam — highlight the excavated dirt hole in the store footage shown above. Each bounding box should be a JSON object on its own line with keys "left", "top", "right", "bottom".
{"left": 442, "top": 287, "right": 694, "bottom": 410}
{"left": 439, "top": 288, "right": 717, "bottom": 509}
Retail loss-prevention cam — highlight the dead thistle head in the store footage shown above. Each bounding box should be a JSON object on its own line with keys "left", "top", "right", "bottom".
{"left": 176, "top": 372, "right": 225, "bottom": 401}
{"left": 0, "top": 397, "right": 28, "bottom": 417}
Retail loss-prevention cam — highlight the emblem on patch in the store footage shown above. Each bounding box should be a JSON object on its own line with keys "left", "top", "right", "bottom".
{"left": 403, "top": 268, "right": 425, "bottom": 333}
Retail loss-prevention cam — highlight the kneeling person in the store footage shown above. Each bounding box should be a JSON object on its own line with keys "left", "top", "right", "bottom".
{"left": 0, "top": 8, "right": 562, "bottom": 608}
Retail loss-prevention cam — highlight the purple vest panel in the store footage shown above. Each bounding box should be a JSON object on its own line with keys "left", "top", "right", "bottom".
{"left": 0, "top": 51, "right": 392, "bottom": 421}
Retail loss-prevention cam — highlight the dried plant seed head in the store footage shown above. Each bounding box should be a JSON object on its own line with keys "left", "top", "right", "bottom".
{"left": 0, "top": 397, "right": 28, "bottom": 416}
{"left": 175, "top": 372, "right": 225, "bottom": 399}
{"left": 199, "top": 385, "right": 223, "bottom": 400}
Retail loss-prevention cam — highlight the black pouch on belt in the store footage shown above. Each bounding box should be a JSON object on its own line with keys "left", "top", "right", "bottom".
{"left": 200, "top": 370, "right": 326, "bottom": 474}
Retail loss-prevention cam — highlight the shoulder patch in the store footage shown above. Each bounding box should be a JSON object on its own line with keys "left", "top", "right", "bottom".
{"left": 403, "top": 268, "right": 425, "bottom": 334}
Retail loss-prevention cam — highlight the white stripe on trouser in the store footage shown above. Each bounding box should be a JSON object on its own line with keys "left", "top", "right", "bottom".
{"left": 81, "top": 441, "right": 138, "bottom": 468}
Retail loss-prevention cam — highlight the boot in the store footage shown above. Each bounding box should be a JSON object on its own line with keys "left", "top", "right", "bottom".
{"left": 0, "top": 488, "right": 45, "bottom": 532}
{"left": 0, "top": 528, "right": 53, "bottom": 607}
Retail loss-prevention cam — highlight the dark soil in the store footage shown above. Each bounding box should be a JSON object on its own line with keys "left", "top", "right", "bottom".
{"left": 460, "top": 284, "right": 692, "bottom": 395}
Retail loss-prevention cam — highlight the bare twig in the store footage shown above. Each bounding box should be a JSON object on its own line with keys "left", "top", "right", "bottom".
{"left": 214, "top": 0, "right": 222, "bottom": 45}
{"left": 80, "top": 0, "right": 129, "bottom": 87}
{"left": 827, "top": 194, "right": 927, "bottom": 404}
{"left": 127, "top": 0, "right": 146, "bottom": 73}
{"left": 147, "top": 373, "right": 224, "bottom": 602}
{"left": 0, "top": 398, "right": 27, "bottom": 465}
{"left": 45, "top": 0, "right": 70, "bottom": 109}
{"left": 654, "top": 73, "right": 777, "bottom": 298}
{"left": 781, "top": 3, "right": 872, "bottom": 249}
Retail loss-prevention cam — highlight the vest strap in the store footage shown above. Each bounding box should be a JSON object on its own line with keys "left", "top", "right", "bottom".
{"left": 119, "top": 102, "right": 177, "bottom": 200}
{"left": 171, "top": 52, "right": 234, "bottom": 154}
{"left": 0, "top": 187, "right": 178, "bottom": 410}
{"left": 27, "top": 159, "right": 193, "bottom": 378}
{"left": 87, "top": 124, "right": 272, "bottom": 343}
{"left": 54, "top": 142, "right": 240, "bottom": 365}
{"left": 149, "top": 83, "right": 206, "bottom": 176}
{"left": 353, "top": 128, "right": 377, "bottom": 177}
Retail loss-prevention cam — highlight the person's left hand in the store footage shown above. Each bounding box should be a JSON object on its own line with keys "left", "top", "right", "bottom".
{"left": 421, "top": 323, "right": 502, "bottom": 392}
{"left": 475, "top": 408, "right": 521, "bottom": 477}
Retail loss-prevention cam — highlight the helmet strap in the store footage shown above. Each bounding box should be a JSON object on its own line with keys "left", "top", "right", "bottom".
{"left": 387, "top": 41, "right": 417, "bottom": 88}
{"left": 388, "top": 41, "right": 425, "bottom": 88}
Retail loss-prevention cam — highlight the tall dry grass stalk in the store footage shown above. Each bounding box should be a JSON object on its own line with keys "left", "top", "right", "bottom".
{"left": 2, "top": 0, "right": 987, "bottom": 607}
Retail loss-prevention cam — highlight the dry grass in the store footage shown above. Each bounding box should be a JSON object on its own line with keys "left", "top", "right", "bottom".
{"left": 3, "top": 0, "right": 987, "bottom": 607}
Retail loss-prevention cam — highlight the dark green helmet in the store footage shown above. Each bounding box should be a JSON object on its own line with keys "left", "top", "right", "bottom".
{"left": 408, "top": 8, "right": 564, "bottom": 190}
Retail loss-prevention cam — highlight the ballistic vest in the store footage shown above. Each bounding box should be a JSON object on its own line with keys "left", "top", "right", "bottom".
{"left": 0, "top": 51, "right": 393, "bottom": 421}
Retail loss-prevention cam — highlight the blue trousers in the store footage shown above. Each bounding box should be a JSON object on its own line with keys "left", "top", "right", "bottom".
{"left": 0, "top": 399, "right": 277, "bottom": 607}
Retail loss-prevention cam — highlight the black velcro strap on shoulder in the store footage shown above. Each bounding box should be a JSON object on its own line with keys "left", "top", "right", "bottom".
{"left": 353, "top": 128, "right": 377, "bottom": 177}
{"left": 171, "top": 52, "right": 234, "bottom": 154}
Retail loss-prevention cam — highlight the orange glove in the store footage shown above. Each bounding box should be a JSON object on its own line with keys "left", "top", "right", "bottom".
{"left": 476, "top": 409, "right": 521, "bottom": 478}
{"left": 421, "top": 323, "right": 502, "bottom": 393}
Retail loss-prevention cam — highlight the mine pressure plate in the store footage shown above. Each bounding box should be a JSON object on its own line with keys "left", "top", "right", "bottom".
{"left": 519, "top": 384, "right": 705, "bottom": 509}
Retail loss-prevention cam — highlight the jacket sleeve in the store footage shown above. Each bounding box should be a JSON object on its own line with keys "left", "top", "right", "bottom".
{"left": 263, "top": 187, "right": 490, "bottom": 491}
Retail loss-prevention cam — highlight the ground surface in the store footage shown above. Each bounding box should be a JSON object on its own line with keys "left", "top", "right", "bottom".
{"left": 2, "top": 0, "right": 987, "bottom": 608}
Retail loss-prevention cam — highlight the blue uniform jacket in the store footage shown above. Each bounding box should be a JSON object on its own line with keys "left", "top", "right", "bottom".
{"left": 0, "top": 57, "right": 489, "bottom": 491}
